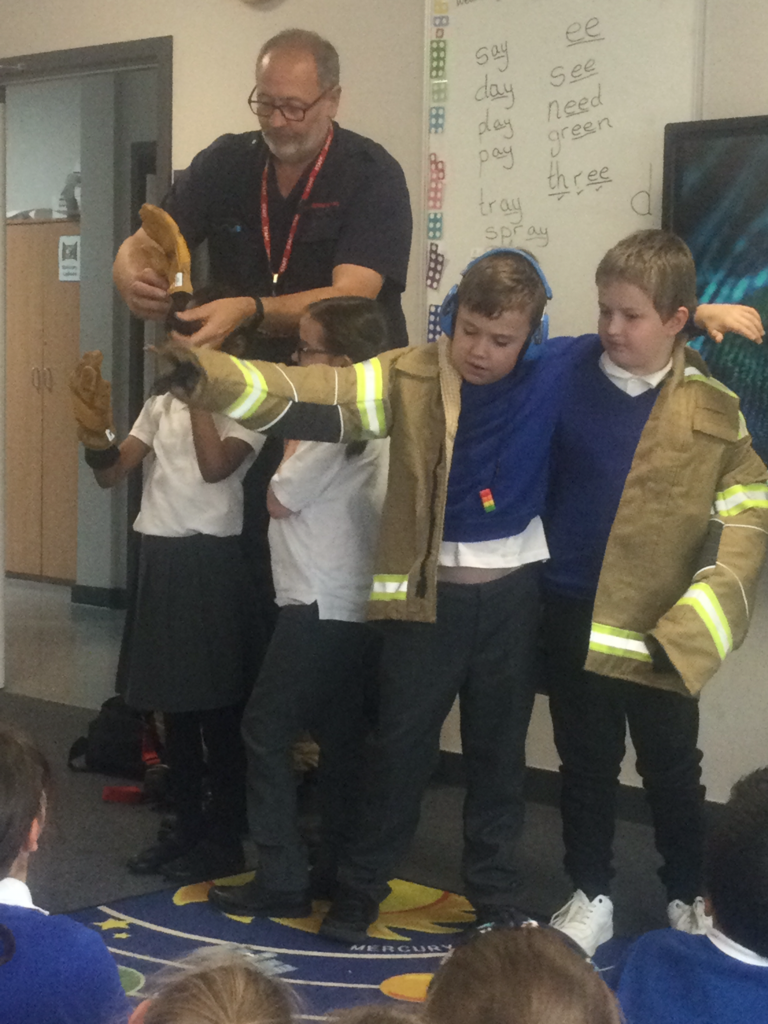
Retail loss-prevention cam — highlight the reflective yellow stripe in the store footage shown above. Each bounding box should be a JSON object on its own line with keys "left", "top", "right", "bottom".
{"left": 589, "top": 623, "right": 652, "bottom": 663}
{"left": 678, "top": 582, "right": 732, "bottom": 660}
{"left": 683, "top": 368, "right": 738, "bottom": 399}
{"left": 738, "top": 411, "right": 749, "bottom": 440}
{"left": 370, "top": 574, "right": 408, "bottom": 601}
{"left": 354, "top": 358, "right": 386, "bottom": 437}
{"left": 713, "top": 482, "right": 768, "bottom": 517}
{"left": 224, "top": 357, "right": 269, "bottom": 421}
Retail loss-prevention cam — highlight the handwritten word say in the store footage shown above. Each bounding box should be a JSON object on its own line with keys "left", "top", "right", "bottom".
{"left": 548, "top": 83, "right": 603, "bottom": 121}
{"left": 475, "top": 75, "right": 514, "bottom": 108}
{"left": 550, "top": 58, "right": 597, "bottom": 87}
{"left": 479, "top": 189, "right": 522, "bottom": 224}
{"left": 485, "top": 224, "right": 549, "bottom": 248}
{"left": 565, "top": 17, "right": 604, "bottom": 46}
{"left": 475, "top": 41, "right": 509, "bottom": 73}
{"left": 548, "top": 161, "right": 611, "bottom": 199}
{"left": 478, "top": 109, "right": 513, "bottom": 140}
{"left": 548, "top": 116, "right": 612, "bottom": 157}
{"left": 480, "top": 145, "right": 514, "bottom": 176}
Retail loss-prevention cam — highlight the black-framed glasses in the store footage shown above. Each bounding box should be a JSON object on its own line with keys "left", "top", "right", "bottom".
{"left": 248, "top": 85, "right": 329, "bottom": 122}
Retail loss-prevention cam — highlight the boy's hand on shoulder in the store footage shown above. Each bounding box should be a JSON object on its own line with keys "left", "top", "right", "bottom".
{"left": 694, "top": 303, "right": 764, "bottom": 344}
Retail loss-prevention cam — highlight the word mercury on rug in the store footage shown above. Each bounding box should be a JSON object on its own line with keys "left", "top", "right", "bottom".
{"left": 68, "top": 875, "right": 475, "bottom": 1018}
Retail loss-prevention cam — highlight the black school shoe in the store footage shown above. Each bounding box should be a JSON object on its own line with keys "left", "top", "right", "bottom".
{"left": 161, "top": 839, "right": 245, "bottom": 885}
{"left": 127, "top": 833, "right": 195, "bottom": 875}
{"left": 318, "top": 885, "right": 380, "bottom": 944}
{"left": 208, "top": 878, "right": 312, "bottom": 918}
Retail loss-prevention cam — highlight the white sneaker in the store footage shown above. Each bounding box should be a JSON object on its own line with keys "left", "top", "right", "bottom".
{"left": 668, "top": 896, "right": 712, "bottom": 934}
{"left": 550, "top": 890, "right": 614, "bottom": 956}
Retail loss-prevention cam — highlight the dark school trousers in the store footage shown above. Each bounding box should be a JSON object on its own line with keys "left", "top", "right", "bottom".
{"left": 338, "top": 564, "right": 540, "bottom": 909}
{"left": 163, "top": 704, "right": 247, "bottom": 846}
{"left": 540, "top": 592, "right": 706, "bottom": 904}
{"left": 241, "top": 603, "right": 377, "bottom": 892}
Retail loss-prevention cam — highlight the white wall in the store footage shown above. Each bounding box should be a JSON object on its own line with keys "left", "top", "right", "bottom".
{"left": 6, "top": 78, "right": 80, "bottom": 215}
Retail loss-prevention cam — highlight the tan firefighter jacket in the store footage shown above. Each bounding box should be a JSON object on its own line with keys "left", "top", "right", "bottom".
{"left": 168, "top": 337, "right": 462, "bottom": 624}
{"left": 587, "top": 343, "right": 768, "bottom": 697}
{"left": 167, "top": 337, "right": 768, "bottom": 697}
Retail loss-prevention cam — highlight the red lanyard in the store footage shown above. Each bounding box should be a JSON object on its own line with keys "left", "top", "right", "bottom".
{"left": 260, "top": 124, "right": 334, "bottom": 295}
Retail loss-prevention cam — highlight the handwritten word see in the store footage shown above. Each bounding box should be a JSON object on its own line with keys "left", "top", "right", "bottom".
{"left": 550, "top": 58, "right": 597, "bottom": 87}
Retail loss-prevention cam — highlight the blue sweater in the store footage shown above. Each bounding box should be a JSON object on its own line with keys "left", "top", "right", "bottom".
{"left": 617, "top": 929, "right": 768, "bottom": 1024}
{"left": 443, "top": 336, "right": 576, "bottom": 543}
{"left": 0, "top": 903, "right": 131, "bottom": 1024}
{"left": 543, "top": 336, "right": 659, "bottom": 599}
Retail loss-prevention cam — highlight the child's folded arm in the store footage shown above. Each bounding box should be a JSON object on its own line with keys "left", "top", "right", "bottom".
{"left": 648, "top": 439, "right": 768, "bottom": 694}
{"left": 161, "top": 343, "right": 393, "bottom": 442}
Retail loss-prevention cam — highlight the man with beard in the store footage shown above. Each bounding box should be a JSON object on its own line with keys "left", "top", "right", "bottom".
{"left": 112, "top": 28, "right": 412, "bottom": 356}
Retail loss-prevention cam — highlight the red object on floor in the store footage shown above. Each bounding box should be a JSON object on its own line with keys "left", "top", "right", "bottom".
{"left": 102, "top": 785, "right": 144, "bottom": 804}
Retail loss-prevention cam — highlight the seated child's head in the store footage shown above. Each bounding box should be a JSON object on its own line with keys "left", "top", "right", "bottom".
{"left": 424, "top": 925, "right": 622, "bottom": 1024}
{"left": 327, "top": 1007, "right": 422, "bottom": 1023}
{"left": 0, "top": 724, "right": 51, "bottom": 881}
{"left": 134, "top": 945, "right": 296, "bottom": 1024}
{"left": 296, "top": 295, "right": 389, "bottom": 368}
{"left": 449, "top": 250, "right": 550, "bottom": 386}
{"left": 705, "top": 766, "right": 768, "bottom": 957}
{"left": 595, "top": 229, "right": 696, "bottom": 376}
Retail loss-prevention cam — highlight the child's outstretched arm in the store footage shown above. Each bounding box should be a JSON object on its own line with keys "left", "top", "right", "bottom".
{"left": 159, "top": 343, "right": 395, "bottom": 442}
{"left": 694, "top": 304, "right": 764, "bottom": 344}
{"left": 189, "top": 408, "right": 256, "bottom": 482}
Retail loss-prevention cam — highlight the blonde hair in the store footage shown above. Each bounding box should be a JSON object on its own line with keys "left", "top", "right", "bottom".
{"left": 595, "top": 229, "right": 697, "bottom": 321}
{"left": 141, "top": 946, "right": 297, "bottom": 1024}
{"left": 424, "top": 927, "right": 623, "bottom": 1024}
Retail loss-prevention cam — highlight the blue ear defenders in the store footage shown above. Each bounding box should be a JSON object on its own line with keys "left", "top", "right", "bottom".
{"left": 438, "top": 247, "right": 553, "bottom": 344}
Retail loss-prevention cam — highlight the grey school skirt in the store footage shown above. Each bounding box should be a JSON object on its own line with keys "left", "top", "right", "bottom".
{"left": 120, "top": 534, "right": 265, "bottom": 714}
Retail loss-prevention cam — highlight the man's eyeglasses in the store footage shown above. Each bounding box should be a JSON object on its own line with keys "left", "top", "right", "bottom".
{"left": 248, "top": 86, "right": 329, "bottom": 123}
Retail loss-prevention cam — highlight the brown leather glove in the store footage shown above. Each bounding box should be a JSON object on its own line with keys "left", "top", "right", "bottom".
{"left": 69, "top": 350, "right": 116, "bottom": 450}
{"left": 139, "top": 204, "right": 193, "bottom": 304}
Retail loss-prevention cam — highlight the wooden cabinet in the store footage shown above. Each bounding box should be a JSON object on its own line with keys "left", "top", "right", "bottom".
{"left": 6, "top": 220, "right": 80, "bottom": 581}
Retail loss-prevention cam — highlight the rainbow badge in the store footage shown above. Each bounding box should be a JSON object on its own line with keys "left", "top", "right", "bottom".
{"left": 479, "top": 488, "right": 496, "bottom": 513}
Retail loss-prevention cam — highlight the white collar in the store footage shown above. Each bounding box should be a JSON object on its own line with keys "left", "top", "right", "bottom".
{"left": 0, "top": 877, "right": 48, "bottom": 914}
{"left": 599, "top": 350, "right": 672, "bottom": 388}
{"left": 707, "top": 927, "right": 768, "bottom": 967}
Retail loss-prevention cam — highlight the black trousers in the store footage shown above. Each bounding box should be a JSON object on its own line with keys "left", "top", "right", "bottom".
{"left": 540, "top": 592, "right": 706, "bottom": 903}
{"left": 163, "top": 703, "right": 247, "bottom": 846}
{"left": 338, "top": 565, "right": 540, "bottom": 909}
{"left": 241, "top": 603, "right": 377, "bottom": 892}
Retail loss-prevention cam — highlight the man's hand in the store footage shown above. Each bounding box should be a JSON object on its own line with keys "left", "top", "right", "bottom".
{"left": 170, "top": 296, "right": 257, "bottom": 349}
{"left": 694, "top": 303, "right": 764, "bottom": 344}
{"left": 122, "top": 267, "right": 172, "bottom": 321}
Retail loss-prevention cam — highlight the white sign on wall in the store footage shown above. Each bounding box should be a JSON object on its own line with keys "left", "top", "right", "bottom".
{"left": 58, "top": 235, "right": 80, "bottom": 281}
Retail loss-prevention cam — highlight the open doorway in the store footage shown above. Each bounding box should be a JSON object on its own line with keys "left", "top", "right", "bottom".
{"left": 1, "top": 38, "right": 171, "bottom": 704}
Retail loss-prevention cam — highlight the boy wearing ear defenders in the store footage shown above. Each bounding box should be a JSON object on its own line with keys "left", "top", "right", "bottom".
{"left": 162, "top": 244, "right": 763, "bottom": 941}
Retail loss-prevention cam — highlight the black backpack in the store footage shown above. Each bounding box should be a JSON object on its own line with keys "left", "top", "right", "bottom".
{"left": 68, "top": 695, "right": 160, "bottom": 780}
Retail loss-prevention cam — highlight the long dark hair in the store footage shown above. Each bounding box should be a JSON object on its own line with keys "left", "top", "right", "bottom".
{"left": 304, "top": 296, "right": 389, "bottom": 457}
{"left": 0, "top": 724, "right": 51, "bottom": 878}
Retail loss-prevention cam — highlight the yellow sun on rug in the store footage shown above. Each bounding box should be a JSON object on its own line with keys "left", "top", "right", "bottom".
{"left": 173, "top": 875, "right": 474, "bottom": 941}
{"left": 380, "top": 972, "right": 434, "bottom": 1002}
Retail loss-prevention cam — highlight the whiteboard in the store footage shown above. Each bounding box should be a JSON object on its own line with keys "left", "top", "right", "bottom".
{"left": 425, "top": 0, "right": 703, "bottom": 337}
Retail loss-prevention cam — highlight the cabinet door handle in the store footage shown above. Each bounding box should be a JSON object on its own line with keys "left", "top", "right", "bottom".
{"left": 43, "top": 367, "right": 53, "bottom": 391}
{"left": 31, "top": 367, "right": 41, "bottom": 391}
